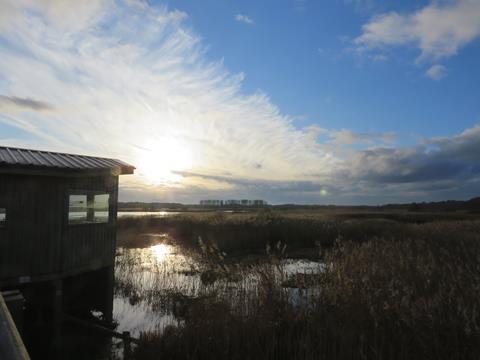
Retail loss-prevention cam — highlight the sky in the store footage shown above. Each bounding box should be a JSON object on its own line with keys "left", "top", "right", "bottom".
{"left": 0, "top": 0, "right": 479, "bottom": 205}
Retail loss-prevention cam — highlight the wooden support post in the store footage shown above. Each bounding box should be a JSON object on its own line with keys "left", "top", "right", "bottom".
{"left": 51, "top": 280, "right": 63, "bottom": 358}
{"left": 123, "top": 331, "right": 131, "bottom": 359}
{"left": 103, "top": 266, "right": 114, "bottom": 324}
{"left": 52, "top": 280, "right": 63, "bottom": 324}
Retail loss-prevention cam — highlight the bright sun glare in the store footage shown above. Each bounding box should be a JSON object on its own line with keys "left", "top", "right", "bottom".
{"left": 138, "top": 139, "right": 193, "bottom": 184}
{"left": 151, "top": 243, "right": 171, "bottom": 262}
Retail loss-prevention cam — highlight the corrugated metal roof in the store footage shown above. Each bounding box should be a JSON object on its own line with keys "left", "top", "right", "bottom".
{"left": 0, "top": 146, "right": 135, "bottom": 175}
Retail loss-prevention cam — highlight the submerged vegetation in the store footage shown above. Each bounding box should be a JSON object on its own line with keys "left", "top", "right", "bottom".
{"left": 115, "top": 210, "right": 480, "bottom": 360}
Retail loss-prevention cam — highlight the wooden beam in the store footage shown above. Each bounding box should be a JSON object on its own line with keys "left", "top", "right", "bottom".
{"left": 63, "top": 314, "right": 140, "bottom": 344}
{"left": 0, "top": 293, "right": 30, "bottom": 360}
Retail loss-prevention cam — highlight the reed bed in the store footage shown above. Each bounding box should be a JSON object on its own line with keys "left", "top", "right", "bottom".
{"left": 116, "top": 213, "right": 480, "bottom": 359}
{"left": 117, "top": 210, "right": 480, "bottom": 252}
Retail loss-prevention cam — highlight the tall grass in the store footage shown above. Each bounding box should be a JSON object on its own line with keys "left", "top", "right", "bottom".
{"left": 117, "top": 210, "right": 480, "bottom": 252}
{"left": 127, "top": 219, "right": 480, "bottom": 360}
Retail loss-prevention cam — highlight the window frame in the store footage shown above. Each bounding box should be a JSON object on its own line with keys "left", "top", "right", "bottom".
{"left": 67, "top": 190, "right": 112, "bottom": 226}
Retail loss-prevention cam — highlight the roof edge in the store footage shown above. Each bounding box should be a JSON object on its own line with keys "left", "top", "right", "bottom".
{"left": 0, "top": 145, "right": 135, "bottom": 176}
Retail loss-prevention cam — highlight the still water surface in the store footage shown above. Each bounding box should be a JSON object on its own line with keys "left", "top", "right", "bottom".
{"left": 117, "top": 211, "right": 180, "bottom": 218}
{"left": 113, "top": 240, "right": 322, "bottom": 338}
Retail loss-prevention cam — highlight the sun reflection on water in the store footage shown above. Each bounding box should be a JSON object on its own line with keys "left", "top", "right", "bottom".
{"left": 115, "top": 242, "right": 323, "bottom": 338}
{"left": 151, "top": 243, "right": 171, "bottom": 262}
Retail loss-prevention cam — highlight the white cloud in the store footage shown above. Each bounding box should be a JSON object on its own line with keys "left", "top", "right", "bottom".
{"left": 0, "top": 0, "right": 111, "bottom": 32}
{"left": 0, "top": 1, "right": 336, "bottom": 200}
{"left": 304, "top": 126, "right": 395, "bottom": 147}
{"left": 425, "top": 64, "right": 447, "bottom": 80}
{"left": 235, "top": 14, "right": 254, "bottom": 25}
{"left": 0, "top": 0, "right": 478, "bottom": 204}
{"left": 329, "top": 129, "right": 395, "bottom": 146}
{"left": 355, "top": 0, "right": 480, "bottom": 61}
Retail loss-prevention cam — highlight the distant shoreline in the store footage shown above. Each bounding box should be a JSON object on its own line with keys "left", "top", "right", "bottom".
{"left": 118, "top": 197, "right": 480, "bottom": 213}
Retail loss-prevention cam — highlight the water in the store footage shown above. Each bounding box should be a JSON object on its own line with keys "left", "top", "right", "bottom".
{"left": 113, "top": 243, "right": 197, "bottom": 336}
{"left": 116, "top": 210, "right": 249, "bottom": 218}
{"left": 112, "top": 239, "right": 323, "bottom": 338}
{"left": 117, "top": 211, "right": 180, "bottom": 218}
{"left": 68, "top": 210, "right": 174, "bottom": 223}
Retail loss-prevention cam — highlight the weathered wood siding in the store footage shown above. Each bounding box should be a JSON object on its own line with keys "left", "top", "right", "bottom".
{"left": 0, "top": 173, "right": 118, "bottom": 286}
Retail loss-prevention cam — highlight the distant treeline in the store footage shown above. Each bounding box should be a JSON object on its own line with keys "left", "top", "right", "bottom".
{"left": 382, "top": 197, "right": 480, "bottom": 212}
{"left": 119, "top": 197, "right": 480, "bottom": 213}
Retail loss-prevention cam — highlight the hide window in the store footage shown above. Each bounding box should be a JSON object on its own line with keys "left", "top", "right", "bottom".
{"left": 68, "top": 194, "right": 110, "bottom": 224}
{"left": 93, "top": 194, "right": 109, "bottom": 223}
{"left": 0, "top": 208, "right": 5, "bottom": 227}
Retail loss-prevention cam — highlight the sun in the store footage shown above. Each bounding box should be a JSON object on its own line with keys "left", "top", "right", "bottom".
{"left": 138, "top": 138, "right": 193, "bottom": 184}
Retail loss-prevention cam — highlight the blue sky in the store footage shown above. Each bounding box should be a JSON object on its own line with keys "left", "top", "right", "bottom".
{"left": 167, "top": 0, "right": 480, "bottom": 139}
{"left": 0, "top": 0, "right": 479, "bottom": 204}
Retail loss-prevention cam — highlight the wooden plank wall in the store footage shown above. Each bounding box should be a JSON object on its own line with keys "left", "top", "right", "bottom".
{"left": 0, "top": 175, "right": 63, "bottom": 280}
{"left": 0, "top": 173, "right": 118, "bottom": 285}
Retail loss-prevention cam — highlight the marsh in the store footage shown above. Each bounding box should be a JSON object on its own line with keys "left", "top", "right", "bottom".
{"left": 109, "top": 210, "right": 480, "bottom": 360}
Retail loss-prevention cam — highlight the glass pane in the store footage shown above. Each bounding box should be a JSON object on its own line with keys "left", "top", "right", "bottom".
{"left": 0, "top": 208, "right": 5, "bottom": 226}
{"left": 69, "top": 195, "right": 87, "bottom": 223}
{"left": 94, "top": 194, "right": 109, "bottom": 223}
